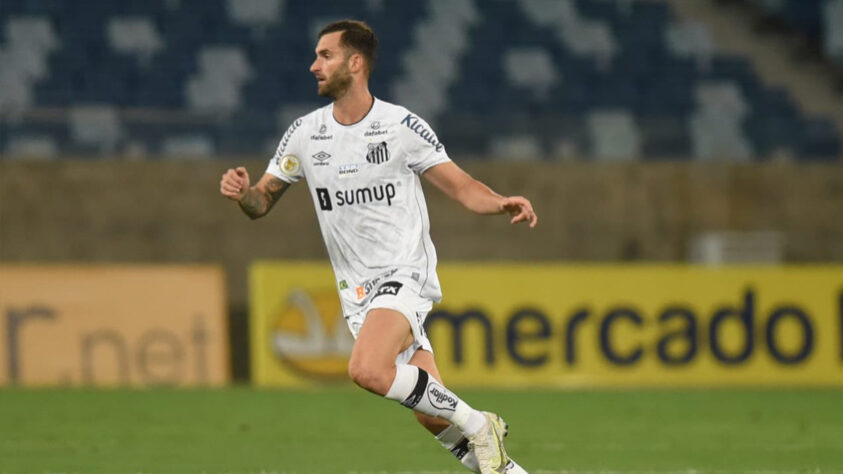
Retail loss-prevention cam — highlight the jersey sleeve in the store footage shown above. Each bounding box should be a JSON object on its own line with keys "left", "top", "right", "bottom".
{"left": 399, "top": 112, "right": 452, "bottom": 174}
{"left": 266, "top": 117, "right": 306, "bottom": 183}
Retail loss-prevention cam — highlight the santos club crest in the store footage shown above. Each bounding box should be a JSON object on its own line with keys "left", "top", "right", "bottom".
{"left": 366, "top": 141, "right": 390, "bottom": 164}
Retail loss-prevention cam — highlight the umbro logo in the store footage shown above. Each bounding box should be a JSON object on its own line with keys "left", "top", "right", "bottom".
{"left": 312, "top": 151, "right": 331, "bottom": 166}
{"left": 366, "top": 141, "right": 390, "bottom": 164}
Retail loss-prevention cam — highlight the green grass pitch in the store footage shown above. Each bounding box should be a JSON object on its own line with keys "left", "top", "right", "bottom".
{"left": 1, "top": 388, "right": 841, "bottom": 473}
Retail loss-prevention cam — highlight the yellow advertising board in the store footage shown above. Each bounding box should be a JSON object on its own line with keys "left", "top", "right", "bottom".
{"left": 250, "top": 262, "right": 843, "bottom": 388}
{"left": 0, "top": 265, "right": 229, "bottom": 386}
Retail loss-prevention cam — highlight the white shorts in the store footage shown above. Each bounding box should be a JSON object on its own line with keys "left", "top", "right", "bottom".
{"left": 344, "top": 276, "right": 434, "bottom": 365}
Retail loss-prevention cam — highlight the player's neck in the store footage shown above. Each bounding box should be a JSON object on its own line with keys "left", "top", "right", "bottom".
{"left": 332, "top": 85, "right": 374, "bottom": 126}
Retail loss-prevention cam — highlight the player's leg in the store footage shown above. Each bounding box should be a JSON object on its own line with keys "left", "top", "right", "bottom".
{"left": 346, "top": 308, "right": 413, "bottom": 395}
{"left": 348, "top": 308, "right": 483, "bottom": 430}
{"left": 408, "top": 349, "right": 528, "bottom": 474}
{"left": 347, "top": 308, "right": 508, "bottom": 473}
{"left": 406, "top": 348, "right": 449, "bottom": 435}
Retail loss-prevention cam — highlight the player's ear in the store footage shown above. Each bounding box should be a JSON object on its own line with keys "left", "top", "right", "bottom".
{"left": 349, "top": 53, "right": 363, "bottom": 74}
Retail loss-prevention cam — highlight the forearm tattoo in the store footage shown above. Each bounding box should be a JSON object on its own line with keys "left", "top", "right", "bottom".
{"left": 264, "top": 177, "right": 289, "bottom": 213}
{"left": 238, "top": 189, "right": 267, "bottom": 219}
{"left": 238, "top": 177, "right": 288, "bottom": 219}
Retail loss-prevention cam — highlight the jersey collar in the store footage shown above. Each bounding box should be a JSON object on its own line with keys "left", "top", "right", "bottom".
{"left": 330, "top": 96, "right": 379, "bottom": 128}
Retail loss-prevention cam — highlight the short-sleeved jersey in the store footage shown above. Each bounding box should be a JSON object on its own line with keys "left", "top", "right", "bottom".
{"left": 266, "top": 98, "right": 451, "bottom": 316}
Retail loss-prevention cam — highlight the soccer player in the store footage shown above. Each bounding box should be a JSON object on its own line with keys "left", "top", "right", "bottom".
{"left": 220, "top": 20, "right": 537, "bottom": 474}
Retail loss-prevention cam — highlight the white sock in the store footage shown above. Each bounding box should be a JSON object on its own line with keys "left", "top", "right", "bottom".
{"left": 435, "top": 423, "right": 480, "bottom": 472}
{"left": 385, "top": 364, "right": 487, "bottom": 436}
{"left": 435, "top": 424, "right": 528, "bottom": 473}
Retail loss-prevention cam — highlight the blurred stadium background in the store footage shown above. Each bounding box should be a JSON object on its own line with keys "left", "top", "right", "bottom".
{"left": 1, "top": 0, "right": 843, "bottom": 472}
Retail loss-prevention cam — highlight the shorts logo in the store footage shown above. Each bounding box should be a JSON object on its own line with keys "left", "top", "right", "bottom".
{"left": 427, "top": 382, "right": 458, "bottom": 411}
{"left": 339, "top": 280, "right": 348, "bottom": 290}
{"left": 366, "top": 141, "right": 390, "bottom": 164}
{"left": 279, "top": 155, "right": 300, "bottom": 177}
{"left": 356, "top": 268, "right": 399, "bottom": 300}
{"left": 372, "top": 281, "right": 402, "bottom": 301}
{"left": 316, "top": 188, "right": 332, "bottom": 210}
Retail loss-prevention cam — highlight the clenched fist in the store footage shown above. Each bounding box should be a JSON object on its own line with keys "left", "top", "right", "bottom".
{"left": 220, "top": 167, "right": 250, "bottom": 201}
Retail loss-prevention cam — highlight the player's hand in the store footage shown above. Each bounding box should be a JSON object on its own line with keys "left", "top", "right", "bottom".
{"left": 501, "top": 196, "right": 538, "bottom": 228}
{"left": 220, "top": 166, "right": 250, "bottom": 201}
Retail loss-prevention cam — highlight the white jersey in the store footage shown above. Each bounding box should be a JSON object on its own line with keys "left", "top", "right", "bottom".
{"left": 266, "top": 98, "right": 451, "bottom": 316}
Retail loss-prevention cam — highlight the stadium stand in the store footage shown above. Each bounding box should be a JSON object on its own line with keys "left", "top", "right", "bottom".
{"left": 750, "top": 0, "right": 826, "bottom": 37}
{"left": 742, "top": 0, "right": 843, "bottom": 66}
{"left": 0, "top": 0, "right": 840, "bottom": 160}
{"left": 828, "top": 0, "right": 843, "bottom": 64}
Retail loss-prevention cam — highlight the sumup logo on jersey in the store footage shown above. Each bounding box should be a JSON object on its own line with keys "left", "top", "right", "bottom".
{"left": 315, "top": 183, "right": 397, "bottom": 211}
{"left": 270, "top": 288, "right": 354, "bottom": 381}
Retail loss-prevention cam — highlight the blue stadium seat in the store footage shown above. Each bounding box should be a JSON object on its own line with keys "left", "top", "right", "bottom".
{"left": 639, "top": 114, "right": 692, "bottom": 159}
{"left": 0, "top": 0, "right": 838, "bottom": 160}
{"left": 799, "top": 118, "right": 841, "bottom": 159}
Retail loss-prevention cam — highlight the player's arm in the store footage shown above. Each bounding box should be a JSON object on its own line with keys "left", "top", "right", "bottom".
{"left": 220, "top": 167, "right": 290, "bottom": 220}
{"left": 423, "top": 162, "right": 537, "bottom": 228}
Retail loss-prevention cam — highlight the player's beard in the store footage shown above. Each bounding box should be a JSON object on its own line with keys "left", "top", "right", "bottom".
{"left": 318, "top": 63, "right": 353, "bottom": 100}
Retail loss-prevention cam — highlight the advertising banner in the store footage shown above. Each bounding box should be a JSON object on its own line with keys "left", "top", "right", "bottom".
{"left": 0, "top": 265, "right": 229, "bottom": 386}
{"left": 250, "top": 262, "right": 843, "bottom": 388}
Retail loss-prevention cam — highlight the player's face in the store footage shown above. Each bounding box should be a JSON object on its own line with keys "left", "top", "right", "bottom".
{"left": 310, "top": 32, "right": 353, "bottom": 100}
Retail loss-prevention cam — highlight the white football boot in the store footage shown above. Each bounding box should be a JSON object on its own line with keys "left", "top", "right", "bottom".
{"left": 503, "top": 458, "right": 528, "bottom": 473}
{"left": 467, "top": 412, "right": 509, "bottom": 473}
{"left": 497, "top": 413, "right": 528, "bottom": 473}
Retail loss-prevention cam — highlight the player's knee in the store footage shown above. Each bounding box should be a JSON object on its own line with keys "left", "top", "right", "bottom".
{"left": 347, "top": 359, "right": 390, "bottom": 394}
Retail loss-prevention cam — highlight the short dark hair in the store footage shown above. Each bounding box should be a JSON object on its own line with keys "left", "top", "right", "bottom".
{"left": 318, "top": 19, "right": 378, "bottom": 76}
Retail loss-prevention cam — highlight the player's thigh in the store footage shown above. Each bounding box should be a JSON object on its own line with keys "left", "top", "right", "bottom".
{"left": 350, "top": 308, "right": 415, "bottom": 369}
